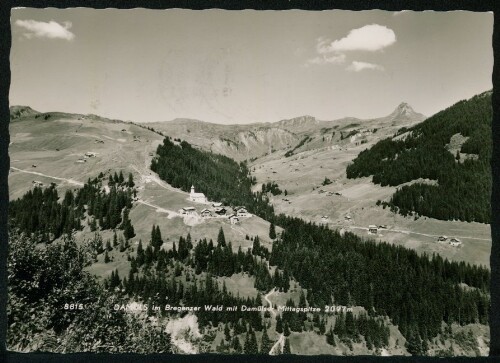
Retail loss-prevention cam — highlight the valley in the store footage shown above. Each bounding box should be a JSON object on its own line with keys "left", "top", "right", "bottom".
{"left": 7, "top": 96, "right": 491, "bottom": 356}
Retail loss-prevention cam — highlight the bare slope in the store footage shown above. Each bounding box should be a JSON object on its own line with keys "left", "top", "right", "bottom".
{"left": 8, "top": 112, "right": 277, "bottom": 281}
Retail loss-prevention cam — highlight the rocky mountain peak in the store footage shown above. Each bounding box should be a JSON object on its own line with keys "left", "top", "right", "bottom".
{"left": 388, "top": 102, "right": 425, "bottom": 122}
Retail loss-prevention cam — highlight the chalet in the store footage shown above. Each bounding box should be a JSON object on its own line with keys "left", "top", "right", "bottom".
{"left": 31, "top": 164, "right": 37, "bottom": 168}
{"left": 212, "top": 202, "right": 223, "bottom": 208}
{"left": 378, "top": 225, "right": 388, "bottom": 229}
{"left": 345, "top": 215, "right": 352, "bottom": 221}
{"left": 449, "top": 238, "right": 462, "bottom": 247}
{"left": 437, "top": 236, "right": 448, "bottom": 242}
{"left": 200, "top": 209, "right": 212, "bottom": 218}
{"left": 76, "top": 159, "right": 86, "bottom": 163}
{"left": 32, "top": 180, "right": 44, "bottom": 187}
{"left": 190, "top": 185, "right": 207, "bottom": 203}
{"left": 179, "top": 207, "right": 196, "bottom": 216}
{"left": 368, "top": 225, "right": 378, "bottom": 234}
{"left": 85, "top": 152, "right": 97, "bottom": 157}
{"left": 228, "top": 214, "right": 239, "bottom": 224}
{"left": 236, "top": 208, "right": 249, "bottom": 217}
{"left": 214, "top": 207, "right": 227, "bottom": 216}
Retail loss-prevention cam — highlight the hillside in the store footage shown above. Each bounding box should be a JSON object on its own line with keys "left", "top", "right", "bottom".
{"left": 346, "top": 91, "right": 492, "bottom": 223}
{"left": 9, "top": 105, "right": 40, "bottom": 120}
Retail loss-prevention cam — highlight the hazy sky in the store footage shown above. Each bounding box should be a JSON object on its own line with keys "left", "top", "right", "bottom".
{"left": 10, "top": 8, "right": 493, "bottom": 124}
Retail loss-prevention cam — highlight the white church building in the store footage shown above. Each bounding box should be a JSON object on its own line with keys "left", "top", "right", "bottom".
{"left": 190, "top": 185, "right": 207, "bottom": 203}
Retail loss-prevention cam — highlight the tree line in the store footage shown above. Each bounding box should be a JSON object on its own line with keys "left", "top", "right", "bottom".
{"left": 9, "top": 172, "right": 136, "bottom": 243}
{"left": 346, "top": 91, "right": 492, "bottom": 223}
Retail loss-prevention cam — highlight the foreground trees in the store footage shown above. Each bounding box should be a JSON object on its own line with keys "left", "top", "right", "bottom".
{"left": 7, "top": 231, "right": 172, "bottom": 353}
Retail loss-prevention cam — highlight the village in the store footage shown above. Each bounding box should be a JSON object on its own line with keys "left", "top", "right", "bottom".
{"left": 177, "top": 185, "right": 251, "bottom": 225}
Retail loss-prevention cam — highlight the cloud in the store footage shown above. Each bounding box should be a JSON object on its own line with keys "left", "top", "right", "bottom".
{"left": 347, "top": 61, "right": 384, "bottom": 72}
{"left": 306, "top": 53, "right": 346, "bottom": 66}
{"left": 15, "top": 19, "right": 75, "bottom": 40}
{"left": 317, "top": 24, "right": 396, "bottom": 53}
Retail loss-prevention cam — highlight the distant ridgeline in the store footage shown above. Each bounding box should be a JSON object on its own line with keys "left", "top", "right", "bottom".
{"left": 346, "top": 91, "right": 492, "bottom": 223}
{"left": 9, "top": 172, "right": 136, "bottom": 243}
{"left": 152, "top": 133, "right": 490, "bottom": 353}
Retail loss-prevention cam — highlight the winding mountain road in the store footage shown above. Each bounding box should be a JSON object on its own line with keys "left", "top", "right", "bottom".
{"left": 264, "top": 288, "right": 284, "bottom": 355}
{"left": 10, "top": 167, "right": 84, "bottom": 186}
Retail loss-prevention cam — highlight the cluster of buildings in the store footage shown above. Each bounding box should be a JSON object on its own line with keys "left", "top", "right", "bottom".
{"left": 76, "top": 151, "right": 97, "bottom": 164}
{"left": 437, "top": 236, "right": 462, "bottom": 247}
{"left": 178, "top": 186, "right": 251, "bottom": 224}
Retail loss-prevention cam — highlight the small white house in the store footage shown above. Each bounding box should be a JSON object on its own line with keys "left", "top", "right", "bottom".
{"left": 179, "top": 207, "right": 196, "bottom": 216}
{"left": 228, "top": 214, "right": 239, "bottom": 224}
{"left": 368, "top": 225, "right": 378, "bottom": 234}
{"left": 321, "top": 216, "right": 329, "bottom": 224}
{"left": 85, "top": 152, "right": 97, "bottom": 157}
{"left": 32, "top": 180, "right": 44, "bottom": 187}
{"left": 449, "top": 238, "right": 462, "bottom": 247}
{"left": 200, "top": 209, "right": 212, "bottom": 218}
{"left": 189, "top": 185, "right": 207, "bottom": 203}
{"left": 212, "top": 202, "right": 223, "bottom": 208}
{"left": 236, "top": 208, "right": 249, "bottom": 217}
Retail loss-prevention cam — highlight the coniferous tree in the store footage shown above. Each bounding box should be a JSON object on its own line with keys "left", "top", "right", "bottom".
{"left": 217, "top": 227, "right": 226, "bottom": 247}
{"left": 283, "top": 337, "right": 291, "bottom": 354}
{"left": 224, "top": 324, "right": 231, "bottom": 342}
{"left": 261, "top": 328, "right": 272, "bottom": 354}
{"left": 276, "top": 315, "right": 283, "bottom": 334}
{"left": 128, "top": 172, "right": 135, "bottom": 187}
{"left": 269, "top": 222, "right": 276, "bottom": 239}
{"left": 283, "top": 322, "right": 291, "bottom": 337}
{"left": 232, "top": 336, "right": 242, "bottom": 353}
{"left": 137, "top": 240, "right": 145, "bottom": 266}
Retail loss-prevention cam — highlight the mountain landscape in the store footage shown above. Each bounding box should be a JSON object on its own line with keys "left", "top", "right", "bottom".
{"left": 7, "top": 92, "right": 491, "bottom": 356}
{"left": 144, "top": 102, "right": 426, "bottom": 162}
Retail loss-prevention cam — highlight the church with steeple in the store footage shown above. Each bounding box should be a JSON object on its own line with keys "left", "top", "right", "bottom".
{"left": 189, "top": 185, "right": 207, "bottom": 203}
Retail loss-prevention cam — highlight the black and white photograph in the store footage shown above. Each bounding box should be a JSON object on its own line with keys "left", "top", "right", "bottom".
{"left": 6, "top": 7, "right": 494, "bottom": 357}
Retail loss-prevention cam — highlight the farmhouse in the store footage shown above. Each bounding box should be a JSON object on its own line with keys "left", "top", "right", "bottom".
{"left": 179, "top": 207, "right": 196, "bottom": 216}
{"left": 85, "top": 152, "right": 97, "bottom": 157}
{"left": 76, "top": 159, "right": 86, "bottom": 164}
{"left": 368, "top": 225, "right": 378, "bottom": 234}
{"left": 190, "top": 185, "right": 207, "bottom": 203}
{"left": 228, "top": 214, "right": 239, "bottom": 224}
{"left": 32, "top": 180, "right": 44, "bottom": 187}
{"left": 236, "top": 208, "right": 249, "bottom": 217}
{"left": 214, "top": 207, "right": 227, "bottom": 216}
{"left": 449, "top": 238, "right": 462, "bottom": 247}
{"left": 321, "top": 216, "right": 329, "bottom": 223}
{"left": 437, "top": 236, "right": 448, "bottom": 242}
{"left": 200, "top": 209, "right": 212, "bottom": 218}
{"left": 212, "top": 202, "right": 223, "bottom": 208}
